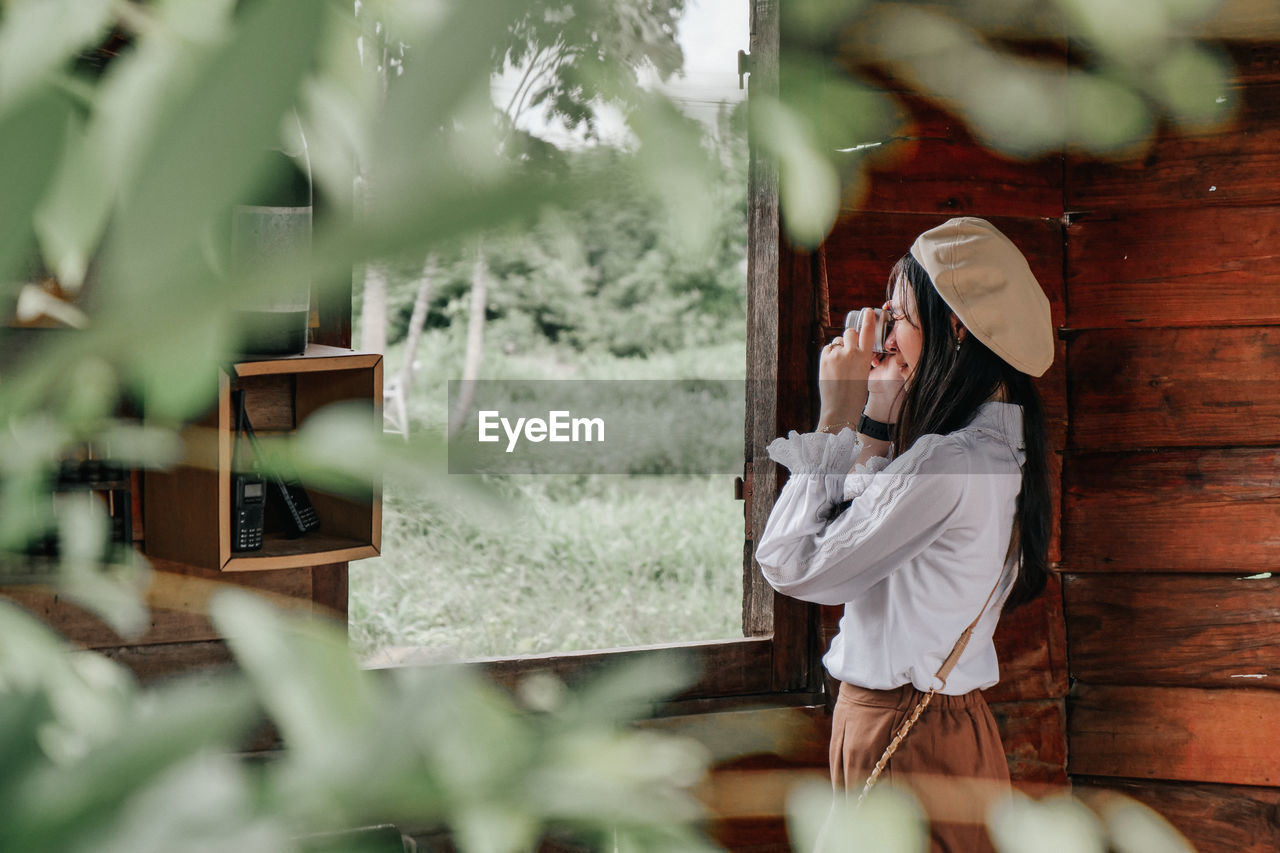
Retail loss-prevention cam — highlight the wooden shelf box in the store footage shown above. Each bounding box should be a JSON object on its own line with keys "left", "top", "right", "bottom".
{"left": 145, "top": 345, "right": 382, "bottom": 571}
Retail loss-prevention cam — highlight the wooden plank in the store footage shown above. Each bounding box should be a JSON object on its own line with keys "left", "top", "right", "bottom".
{"left": 1063, "top": 572, "right": 1280, "bottom": 690}
{"left": 1066, "top": 76, "right": 1280, "bottom": 212}
{"left": 984, "top": 573, "right": 1069, "bottom": 704}
{"left": 0, "top": 561, "right": 315, "bottom": 648}
{"left": 744, "top": 0, "right": 782, "bottom": 641}
{"left": 101, "top": 639, "right": 235, "bottom": 684}
{"left": 991, "top": 699, "right": 1069, "bottom": 787}
{"left": 1063, "top": 448, "right": 1280, "bottom": 572}
{"left": 845, "top": 92, "right": 1064, "bottom": 219}
{"left": 311, "top": 562, "right": 348, "bottom": 621}
{"left": 1069, "top": 326, "right": 1280, "bottom": 450}
{"left": 1065, "top": 207, "right": 1280, "bottom": 328}
{"left": 1073, "top": 777, "right": 1280, "bottom": 853}
{"left": 1226, "top": 40, "right": 1280, "bottom": 85}
{"left": 233, "top": 345, "right": 379, "bottom": 377}
{"left": 767, "top": 241, "right": 820, "bottom": 693}
{"left": 1068, "top": 684, "right": 1280, "bottom": 786}
{"left": 142, "top": 375, "right": 227, "bottom": 572}
{"left": 234, "top": 373, "right": 294, "bottom": 432}
{"left": 467, "top": 637, "right": 776, "bottom": 703}
{"left": 221, "top": 540, "right": 377, "bottom": 573}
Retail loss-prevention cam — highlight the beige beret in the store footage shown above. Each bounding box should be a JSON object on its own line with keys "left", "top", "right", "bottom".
{"left": 909, "top": 217, "right": 1054, "bottom": 377}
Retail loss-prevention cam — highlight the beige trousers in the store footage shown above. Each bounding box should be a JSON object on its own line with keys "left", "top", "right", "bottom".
{"left": 830, "top": 681, "right": 1012, "bottom": 853}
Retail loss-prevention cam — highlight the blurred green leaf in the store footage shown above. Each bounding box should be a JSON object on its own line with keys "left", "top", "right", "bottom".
{"left": 96, "top": 420, "right": 184, "bottom": 469}
{"left": 0, "top": 691, "right": 51, "bottom": 805}
{"left": 1056, "top": 0, "right": 1173, "bottom": 66}
{"left": 150, "top": 0, "right": 239, "bottom": 42}
{"left": 1089, "top": 793, "right": 1196, "bottom": 853}
{"left": 0, "top": 89, "right": 72, "bottom": 283}
{"left": 34, "top": 106, "right": 110, "bottom": 290}
{"left": 103, "top": 0, "right": 327, "bottom": 303}
{"left": 749, "top": 95, "right": 840, "bottom": 247}
{"left": 627, "top": 95, "right": 719, "bottom": 261}
{"left": 781, "top": 53, "right": 896, "bottom": 160}
{"left": 1066, "top": 70, "right": 1153, "bottom": 155}
{"left": 211, "top": 589, "right": 379, "bottom": 757}
{"left": 9, "top": 674, "right": 257, "bottom": 851}
{"left": 988, "top": 793, "right": 1107, "bottom": 853}
{"left": 454, "top": 803, "right": 539, "bottom": 853}
{"left": 53, "top": 491, "right": 150, "bottom": 638}
{"left": 562, "top": 649, "right": 697, "bottom": 727}
{"left": 783, "top": 0, "right": 868, "bottom": 43}
{"left": 1147, "top": 42, "right": 1237, "bottom": 130}
{"left": 787, "top": 779, "right": 928, "bottom": 853}
{"left": 369, "top": 0, "right": 526, "bottom": 194}
{"left": 89, "top": 753, "right": 292, "bottom": 853}
{"left": 123, "top": 301, "right": 229, "bottom": 421}
{"left": 0, "top": 0, "right": 112, "bottom": 111}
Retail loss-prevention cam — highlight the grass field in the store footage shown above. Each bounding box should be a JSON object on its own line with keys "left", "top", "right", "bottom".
{"left": 348, "top": 328, "right": 748, "bottom": 661}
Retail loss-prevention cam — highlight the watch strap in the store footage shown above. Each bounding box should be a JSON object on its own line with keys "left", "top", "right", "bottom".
{"left": 857, "top": 413, "right": 893, "bottom": 441}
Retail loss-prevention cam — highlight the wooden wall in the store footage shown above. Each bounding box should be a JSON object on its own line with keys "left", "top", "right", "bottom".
{"left": 1059, "top": 42, "right": 1280, "bottom": 852}
{"left": 742, "top": 23, "right": 1280, "bottom": 853}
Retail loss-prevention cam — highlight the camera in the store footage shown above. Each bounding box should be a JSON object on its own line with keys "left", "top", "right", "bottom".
{"left": 845, "top": 308, "right": 891, "bottom": 354}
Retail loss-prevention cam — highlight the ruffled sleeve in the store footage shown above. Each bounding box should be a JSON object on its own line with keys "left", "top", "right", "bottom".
{"left": 755, "top": 433, "right": 967, "bottom": 605}
{"left": 763, "top": 426, "right": 862, "bottom": 506}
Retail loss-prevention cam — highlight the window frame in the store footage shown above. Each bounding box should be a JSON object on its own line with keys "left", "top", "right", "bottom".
{"left": 456, "top": 0, "right": 823, "bottom": 712}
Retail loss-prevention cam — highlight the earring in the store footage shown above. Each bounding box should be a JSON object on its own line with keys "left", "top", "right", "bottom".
{"left": 955, "top": 341, "right": 961, "bottom": 352}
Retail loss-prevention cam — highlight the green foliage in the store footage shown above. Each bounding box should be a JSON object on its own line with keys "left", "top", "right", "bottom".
{"left": 378, "top": 118, "right": 748, "bottom": 360}
{"left": 352, "top": 473, "right": 743, "bottom": 659}
{"left": 493, "top": 0, "right": 686, "bottom": 142}
{"left": 0, "top": 593, "right": 716, "bottom": 853}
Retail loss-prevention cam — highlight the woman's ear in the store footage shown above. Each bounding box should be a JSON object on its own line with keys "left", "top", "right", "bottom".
{"left": 950, "top": 312, "right": 967, "bottom": 344}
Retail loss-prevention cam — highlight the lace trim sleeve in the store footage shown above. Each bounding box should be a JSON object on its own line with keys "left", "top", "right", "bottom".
{"left": 764, "top": 427, "right": 862, "bottom": 475}
{"left": 843, "top": 453, "right": 892, "bottom": 501}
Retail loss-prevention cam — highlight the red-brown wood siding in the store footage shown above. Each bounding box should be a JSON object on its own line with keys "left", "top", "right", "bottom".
{"left": 1059, "top": 34, "right": 1280, "bottom": 852}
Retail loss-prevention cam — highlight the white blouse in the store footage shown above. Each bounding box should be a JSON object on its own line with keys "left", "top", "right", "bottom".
{"left": 755, "top": 401, "right": 1026, "bottom": 695}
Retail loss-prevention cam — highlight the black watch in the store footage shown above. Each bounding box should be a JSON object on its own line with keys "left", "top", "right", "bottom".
{"left": 857, "top": 414, "right": 894, "bottom": 441}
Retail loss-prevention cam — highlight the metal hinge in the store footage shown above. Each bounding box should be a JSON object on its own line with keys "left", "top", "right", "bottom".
{"left": 737, "top": 50, "right": 753, "bottom": 90}
{"left": 733, "top": 464, "right": 754, "bottom": 539}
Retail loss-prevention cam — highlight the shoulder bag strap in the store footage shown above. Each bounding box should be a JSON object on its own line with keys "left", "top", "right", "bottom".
{"left": 856, "top": 573, "right": 1005, "bottom": 805}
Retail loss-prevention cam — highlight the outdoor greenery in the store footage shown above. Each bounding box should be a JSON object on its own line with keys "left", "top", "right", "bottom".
{"left": 0, "top": 589, "right": 720, "bottom": 852}
{"left": 0, "top": 0, "right": 1235, "bottom": 849}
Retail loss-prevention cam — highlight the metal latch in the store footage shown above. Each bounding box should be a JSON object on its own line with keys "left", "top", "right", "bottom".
{"left": 737, "top": 50, "right": 753, "bottom": 90}
{"left": 734, "top": 465, "right": 754, "bottom": 539}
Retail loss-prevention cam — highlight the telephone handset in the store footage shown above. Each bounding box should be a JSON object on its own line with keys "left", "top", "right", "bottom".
{"left": 239, "top": 406, "right": 321, "bottom": 538}
{"left": 230, "top": 391, "right": 266, "bottom": 552}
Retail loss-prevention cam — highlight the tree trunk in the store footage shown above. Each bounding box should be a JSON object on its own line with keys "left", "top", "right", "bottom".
{"left": 387, "top": 254, "right": 437, "bottom": 438}
{"left": 399, "top": 254, "right": 437, "bottom": 393}
{"left": 447, "top": 251, "right": 488, "bottom": 438}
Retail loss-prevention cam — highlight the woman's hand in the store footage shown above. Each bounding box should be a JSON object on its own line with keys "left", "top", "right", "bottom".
{"left": 817, "top": 308, "right": 877, "bottom": 430}
{"left": 866, "top": 351, "right": 908, "bottom": 424}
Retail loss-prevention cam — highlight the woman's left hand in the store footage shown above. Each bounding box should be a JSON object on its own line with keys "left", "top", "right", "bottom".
{"left": 866, "top": 352, "right": 908, "bottom": 424}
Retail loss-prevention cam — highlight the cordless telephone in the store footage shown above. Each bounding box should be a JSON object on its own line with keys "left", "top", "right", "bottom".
{"left": 239, "top": 405, "right": 321, "bottom": 538}
{"left": 230, "top": 391, "right": 266, "bottom": 552}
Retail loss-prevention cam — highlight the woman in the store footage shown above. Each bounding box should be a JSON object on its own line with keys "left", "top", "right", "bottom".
{"left": 754, "top": 217, "right": 1053, "bottom": 852}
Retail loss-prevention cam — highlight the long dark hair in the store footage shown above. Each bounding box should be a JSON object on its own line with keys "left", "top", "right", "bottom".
{"left": 825, "top": 253, "right": 1050, "bottom": 612}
